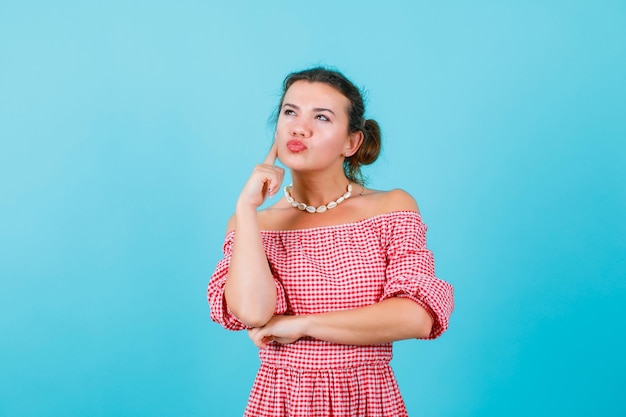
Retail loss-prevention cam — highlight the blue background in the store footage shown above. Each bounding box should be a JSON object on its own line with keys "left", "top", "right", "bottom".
{"left": 1, "top": 1, "right": 625, "bottom": 416}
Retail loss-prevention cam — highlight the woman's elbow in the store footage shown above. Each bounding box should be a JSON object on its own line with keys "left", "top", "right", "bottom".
{"left": 224, "top": 282, "right": 276, "bottom": 327}
{"left": 389, "top": 298, "right": 434, "bottom": 339}
{"left": 414, "top": 313, "right": 433, "bottom": 339}
{"left": 228, "top": 303, "right": 275, "bottom": 328}
{"left": 407, "top": 301, "right": 434, "bottom": 339}
{"left": 239, "top": 312, "right": 274, "bottom": 328}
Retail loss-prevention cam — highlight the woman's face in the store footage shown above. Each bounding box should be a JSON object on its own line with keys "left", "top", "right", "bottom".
{"left": 275, "top": 81, "right": 359, "bottom": 174}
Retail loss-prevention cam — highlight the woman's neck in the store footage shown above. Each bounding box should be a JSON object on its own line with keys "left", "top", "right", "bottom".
{"left": 288, "top": 175, "right": 351, "bottom": 208}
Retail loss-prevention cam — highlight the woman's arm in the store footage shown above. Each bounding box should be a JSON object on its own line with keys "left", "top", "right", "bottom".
{"left": 224, "top": 143, "right": 284, "bottom": 328}
{"left": 248, "top": 298, "right": 433, "bottom": 348}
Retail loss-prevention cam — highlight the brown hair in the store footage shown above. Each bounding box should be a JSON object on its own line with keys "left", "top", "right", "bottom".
{"left": 278, "top": 67, "right": 382, "bottom": 185}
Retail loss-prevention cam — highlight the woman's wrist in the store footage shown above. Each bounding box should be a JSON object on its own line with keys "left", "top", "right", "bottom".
{"left": 297, "top": 314, "right": 313, "bottom": 339}
{"left": 235, "top": 199, "right": 259, "bottom": 215}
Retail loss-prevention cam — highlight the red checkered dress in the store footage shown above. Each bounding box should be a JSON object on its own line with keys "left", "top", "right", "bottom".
{"left": 208, "top": 211, "right": 454, "bottom": 417}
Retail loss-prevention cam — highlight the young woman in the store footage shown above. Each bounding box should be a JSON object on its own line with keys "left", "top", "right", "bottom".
{"left": 208, "top": 67, "right": 454, "bottom": 416}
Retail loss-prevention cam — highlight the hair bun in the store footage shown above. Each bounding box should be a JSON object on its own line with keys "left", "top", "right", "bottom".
{"left": 356, "top": 119, "right": 381, "bottom": 166}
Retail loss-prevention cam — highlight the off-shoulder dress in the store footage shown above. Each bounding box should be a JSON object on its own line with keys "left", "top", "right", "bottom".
{"left": 208, "top": 211, "right": 454, "bottom": 417}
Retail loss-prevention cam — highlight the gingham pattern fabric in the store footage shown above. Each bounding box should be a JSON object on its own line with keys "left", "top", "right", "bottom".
{"left": 208, "top": 211, "right": 454, "bottom": 417}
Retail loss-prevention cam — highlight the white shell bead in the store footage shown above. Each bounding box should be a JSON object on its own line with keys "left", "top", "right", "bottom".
{"left": 316, "top": 205, "right": 327, "bottom": 213}
{"left": 327, "top": 201, "right": 338, "bottom": 209}
{"left": 297, "top": 203, "right": 307, "bottom": 210}
{"left": 305, "top": 205, "right": 316, "bottom": 213}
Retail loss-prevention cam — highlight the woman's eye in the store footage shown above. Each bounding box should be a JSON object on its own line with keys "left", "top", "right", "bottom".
{"left": 283, "top": 109, "right": 295, "bottom": 116}
{"left": 316, "top": 114, "right": 329, "bottom": 121}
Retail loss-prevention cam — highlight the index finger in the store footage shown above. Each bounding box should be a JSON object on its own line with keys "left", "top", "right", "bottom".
{"left": 263, "top": 142, "right": 278, "bottom": 165}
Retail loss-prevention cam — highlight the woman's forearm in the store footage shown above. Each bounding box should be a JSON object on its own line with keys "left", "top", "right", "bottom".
{"left": 301, "top": 298, "right": 433, "bottom": 345}
{"left": 224, "top": 206, "right": 276, "bottom": 327}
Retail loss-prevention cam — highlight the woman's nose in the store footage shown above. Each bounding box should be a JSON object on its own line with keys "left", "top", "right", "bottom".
{"left": 291, "top": 120, "right": 311, "bottom": 137}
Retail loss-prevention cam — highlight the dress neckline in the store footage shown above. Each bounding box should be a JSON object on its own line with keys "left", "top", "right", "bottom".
{"left": 226, "top": 210, "right": 423, "bottom": 237}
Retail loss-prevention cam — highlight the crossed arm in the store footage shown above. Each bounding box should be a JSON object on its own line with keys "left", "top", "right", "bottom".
{"left": 247, "top": 297, "right": 433, "bottom": 349}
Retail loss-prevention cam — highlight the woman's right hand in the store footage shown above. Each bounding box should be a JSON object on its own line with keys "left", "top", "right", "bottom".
{"left": 236, "top": 142, "right": 284, "bottom": 211}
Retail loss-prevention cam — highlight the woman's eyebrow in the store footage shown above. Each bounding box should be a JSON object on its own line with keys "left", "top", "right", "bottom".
{"left": 282, "top": 103, "right": 335, "bottom": 115}
{"left": 313, "top": 107, "right": 335, "bottom": 115}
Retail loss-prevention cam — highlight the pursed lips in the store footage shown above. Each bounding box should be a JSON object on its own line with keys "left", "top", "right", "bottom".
{"left": 287, "top": 140, "right": 307, "bottom": 152}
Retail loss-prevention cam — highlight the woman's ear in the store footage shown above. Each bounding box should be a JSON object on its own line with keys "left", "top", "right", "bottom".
{"left": 343, "top": 131, "right": 364, "bottom": 157}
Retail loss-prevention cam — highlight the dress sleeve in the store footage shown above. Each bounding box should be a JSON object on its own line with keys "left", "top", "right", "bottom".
{"left": 380, "top": 213, "right": 454, "bottom": 339}
{"left": 207, "top": 231, "right": 288, "bottom": 331}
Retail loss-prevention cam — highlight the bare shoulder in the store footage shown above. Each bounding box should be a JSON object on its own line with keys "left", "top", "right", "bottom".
{"left": 373, "top": 188, "right": 420, "bottom": 214}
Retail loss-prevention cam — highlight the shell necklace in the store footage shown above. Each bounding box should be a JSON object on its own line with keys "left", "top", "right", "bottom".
{"left": 284, "top": 183, "right": 353, "bottom": 214}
